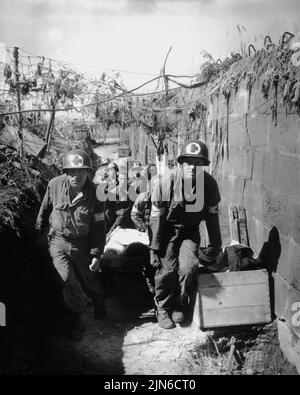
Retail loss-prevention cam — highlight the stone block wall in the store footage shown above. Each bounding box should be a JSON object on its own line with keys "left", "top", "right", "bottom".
{"left": 199, "top": 73, "right": 300, "bottom": 372}
{"left": 124, "top": 65, "right": 300, "bottom": 370}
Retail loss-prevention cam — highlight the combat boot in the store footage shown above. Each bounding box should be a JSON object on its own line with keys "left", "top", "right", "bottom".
{"left": 156, "top": 309, "right": 175, "bottom": 329}
{"left": 172, "top": 293, "right": 189, "bottom": 323}
{"left": 171, "top": 309, "right": 185, "bottom": 323}
{"left": 171, "top": 299, "right": 185, "bottom": 323}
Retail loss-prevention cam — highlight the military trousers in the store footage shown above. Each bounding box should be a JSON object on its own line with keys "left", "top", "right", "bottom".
{"left": 154, "top": 225, "right": 199, "bottom": 311}
{"left": 49, "top": 234, "right": 104, "bottom": 314}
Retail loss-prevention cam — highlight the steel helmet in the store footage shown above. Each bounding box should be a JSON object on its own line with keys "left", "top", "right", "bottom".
{"left": 99, "top": 156, "right": 110, "bottom": 168}
{"left": 130, "top": 160, "right": 143, "bottom": 172}
{"left": 63, "top": 149, "right": 92, "bottom": 170}
{"left": 177, "top": 140, "right": 210, "bottom": 165}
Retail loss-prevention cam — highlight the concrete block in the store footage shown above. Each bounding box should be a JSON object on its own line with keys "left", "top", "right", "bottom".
{"left": 274, "top": 272, "right": 289, "bottom": 320}
{"left": 226, "top": 147, "right": 251, "bottom": 178}
{"left": 244, "top": 181, "right": 264, "bottom": 221}
{"left": 276, "top": 155, "right": 300, "bottom": 200}
{"left": 286, "top": 238, "right": 300, "bottom": 291}
{"left": 227, "top": 120, "right": 245, "bottom": 150}
{"left": 249, "top": 116, "right": 269, "bottom": 148}
{"left": 268, "top": 111, "right": 300, "bottom": 155}
{"left": 236, "top": 84, "right": 249, "bottom": 114}
{"left": 246, "top": 214, "right": 269, "bottom": 255}
{"left": 276, "top": 234, "right": 292, "bottom": 282}
{"left": 272, "top": 115, "right": 298, "bottom": 155}
{"left": 278, "top": 319, "right": 300, "bottom": 374}
{"left": 251, "top": 149, "right": 265, "bottom": 184}
{"left": 289, "top": 200, "right": 300, "bottom": 245}
{"left": 218, "top": 174, "right": 244, "bottom": 206}
{"left": 262, "top": 151, "right": 280, "bottom": 192}
{"left": 261, "top": 186, "right": 291, "bottom": 237}
{"left": 274, "top": 273, "right": 300, "bottom": 337}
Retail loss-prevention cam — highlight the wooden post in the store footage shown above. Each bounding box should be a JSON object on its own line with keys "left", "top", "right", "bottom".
{"left": 162, "top": 46, "right": 172, "bottom": 102}
{"left": 238, "top": 206, "right": 250, "bottom": 247}
{"left": 145, "top": 145, "right": 148, "bottom": 165}
{"left": 228, "top": 205, "right": 250, "bottom": 246}
{"left": 13, "top": 46, "right": 23, "bottom": 157}
{"left": 45, "top": 101, "right": 56, "bottom": 154}
{"left": 229, "top": 205, "right": 240, "bottom": 243}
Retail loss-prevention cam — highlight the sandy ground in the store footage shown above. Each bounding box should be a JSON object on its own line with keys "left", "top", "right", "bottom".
{"left": 41, "top": 271, "right": 210, "bottom": 375}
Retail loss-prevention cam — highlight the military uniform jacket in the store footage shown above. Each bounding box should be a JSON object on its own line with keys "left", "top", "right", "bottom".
{"left": 36, "top": 174, "right": 106, "bottom": 258}
{"left": 149, "top": 168, "right": 221, "bottom": 251}
{"left": 131, "top": 190, "right": 152, "bottom": 232}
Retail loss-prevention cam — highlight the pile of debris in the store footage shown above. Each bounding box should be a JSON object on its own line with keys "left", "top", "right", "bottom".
{"left": 191, "top": 321, "right": 298, "bottom": 375}
{"left": 0, "top": 142, "right": 58, "bottom": 237}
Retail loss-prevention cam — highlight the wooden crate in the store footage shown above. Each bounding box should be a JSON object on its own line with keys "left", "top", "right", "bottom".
{"left": 196, "top": 269, "right": 271, "bottom": 329}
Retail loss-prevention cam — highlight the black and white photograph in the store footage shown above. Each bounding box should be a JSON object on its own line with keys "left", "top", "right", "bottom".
{"left": 0, "top": 0, "right": 300, "bottom": 377}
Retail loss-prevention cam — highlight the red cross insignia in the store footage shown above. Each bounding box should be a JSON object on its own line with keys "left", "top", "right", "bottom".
{"left": 69, "top": 155, "right": 83, "bottom": 167}
{"left": 186, "top": 142, "right": 201, "bottom": 155}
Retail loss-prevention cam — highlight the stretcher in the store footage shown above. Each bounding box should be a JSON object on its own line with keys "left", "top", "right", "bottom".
{"left": 101, "top": 228, "right": 150, "bottom": 272}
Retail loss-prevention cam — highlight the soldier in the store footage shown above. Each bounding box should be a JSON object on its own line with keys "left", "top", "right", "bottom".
{"left": 128, "top": 160, "right": 147, "bottom": 197}
{"left": 98, "top": 161, "right": 135, "bottom": 236}
{"left": 130, "top": 165, "right": 158, "bottom": 295}
{"left": 106, "top": 161, "right": 119, "bottom": 190}
{"left": 93, "top": 156, "right": 110, "bottom": 186}
{"left": 35, "top": 149, "right": 106, "bottom": 335}
{"left": 149, "top": 140, "right": 222, "bottom": 329}
{"left": 131, "top": 164, "right": 157, "bottom": 232}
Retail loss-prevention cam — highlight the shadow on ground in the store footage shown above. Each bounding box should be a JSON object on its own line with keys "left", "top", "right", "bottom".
{"left": 39, "top": 271, "right": 156, "bottom": 375}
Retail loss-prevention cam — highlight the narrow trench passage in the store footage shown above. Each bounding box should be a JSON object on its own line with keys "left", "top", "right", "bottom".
{"left": 1, "top": 180, "right": 297, "bottom": 375}
{"left": 39, "top": 270, "right": 208, "bottom": 375}
{"left": 0, "top": 189, "right": 229, "bottom": 375}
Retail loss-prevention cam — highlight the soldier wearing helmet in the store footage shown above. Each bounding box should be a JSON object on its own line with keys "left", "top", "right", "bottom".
{"left": 96, "top": 160, "right": 135, "bottom": 236}
{"left": 128, "top": 160, "right": 148, "bottom": 197}
{"left": 149, "top": 139, "right": 222, "bottom": 329}
{"left": 131, "top": 164, "right": 158, "bottom": 233}
{"left": 35, "top": 148, "right": 107, "bottom": 336}
{"left": 93, "top": 157, "right": 110, "bottom": 185}
{"left": 106, "top": 161, "right": 119, "bottom": 189}
{"left": 130, "top": 166, "right": 158, "bottom": 296}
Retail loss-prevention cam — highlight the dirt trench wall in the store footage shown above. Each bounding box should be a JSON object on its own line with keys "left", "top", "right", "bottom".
{"left": 185, "top": 69, "right": 300, "bottom": 372}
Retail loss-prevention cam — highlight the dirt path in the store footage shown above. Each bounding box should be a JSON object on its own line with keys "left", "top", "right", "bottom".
{"left": 41, "top": 272, "right": 209, "bottom": 375}
{"left": 40, "top": 187, "right": 231, "bottom": 375}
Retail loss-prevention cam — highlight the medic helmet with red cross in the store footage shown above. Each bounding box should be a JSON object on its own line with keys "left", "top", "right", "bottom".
{"left": 63, "top": 149, "right": 93, "bottom": 170}
{"left": 177, "top": 140, "right": 210, "bottom": 166}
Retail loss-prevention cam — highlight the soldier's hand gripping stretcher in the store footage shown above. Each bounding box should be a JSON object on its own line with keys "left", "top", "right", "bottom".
{"left": 89, "top": 256, "right": 102, "bottom": 272}
{"left": 150, "top": 250, "right": 162, "bottom": 269}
